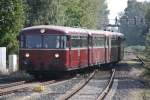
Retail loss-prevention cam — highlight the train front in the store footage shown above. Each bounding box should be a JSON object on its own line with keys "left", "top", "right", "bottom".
{"left": 19, "top": 26, "right": 68, "bottom": 75}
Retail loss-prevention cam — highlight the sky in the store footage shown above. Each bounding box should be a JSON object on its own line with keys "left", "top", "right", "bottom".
{"left": 107, "top": 0, "right": 150, "bottom": 23}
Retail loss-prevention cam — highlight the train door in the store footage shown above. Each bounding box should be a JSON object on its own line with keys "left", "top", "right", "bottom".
{"left": 88, "top": 34, "right": 93, "bottom": 66}
{"left": 79, "top": 35, "right": 88, "bottom": 67}
{"left": 121, "top": 38, "right": 124, "bottom": 60}
{"left": 109, "top": 36, "right": 111, "bottom": 63}
{"left": 70, "top": 35, "right": 80, "bottom": 68}
{"left": 105, "top": 36, "right": 107, "bottom": 63}
{"left": 119, "top": 37, "right": 124, "bottom": 60}
{"left": 105, "top": 36, "right": 111, "bottom": 63}
{"left": 118, "top": 37, "right": 121, "bottom": 61}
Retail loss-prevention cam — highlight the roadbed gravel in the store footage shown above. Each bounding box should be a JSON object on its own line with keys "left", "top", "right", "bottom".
{"left": 105, "top": 52, "right": 149, "bottom": 100}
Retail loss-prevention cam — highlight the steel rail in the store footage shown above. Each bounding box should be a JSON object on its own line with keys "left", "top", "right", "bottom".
{"left": 0, "top": 85, "right": 29, "bottom": 96}
{"left": 96, "top": 69, "right": 116, "bottom": 100}
{"left": 0, "top": 81, "right": 25, "bottom": 89}
{"left": 0, "top": 80, "right": 56, "bottom": 96}
{"left": 58, "top": 71, "right": 96, "bottom": 100}
{"left": 41, "top": 80, "right": 56, "bottom": 86}
{"left": 136, "top": 56, "right": 145, "bottom": 65}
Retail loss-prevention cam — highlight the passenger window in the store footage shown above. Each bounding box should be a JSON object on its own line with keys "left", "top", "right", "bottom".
{"left": 89, "top": 37, "right": 92, "bottom": 46}
{"left": 111, "top": 37, "right": 118, "bottom": 46}
{"left": 20, "top": 35, "right": 24, "bottom": 48}
{"left": 71, "top": 36, "right": 80, "bottom": 48}
{"left": 80, "top": 36, "right": 88, "bottom": 48}
{"left": 43, "top": 35, "right": 66, "bottom": 49}
{"left": 93, "top": 36, "right": 105, "bottom": 47}
{"left": 26, "top": 35, "right": 42, "bottom": 48}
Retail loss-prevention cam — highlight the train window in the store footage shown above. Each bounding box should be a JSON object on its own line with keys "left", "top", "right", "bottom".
{"left": 89, "top": 37, "right": 92, "bottom": 46}
{"left": 107, "top": 38, "right": 109, "bottom": 46}
{"left": 61, "top": 36, "right": 67, "bottom": 48}
{"left": 71, "top": 36, "right": 80, "bottom": 48}
{"left": 26, "top": 35, "right": 42, "bottom": 48}
{"left": 20, "top": 35, "right": 24, "bottom": 48}
{"left": 25, "top": 34, "right": 66, "bottom": 49}
{"left": 80, "top": 36, "right": 88, "bottom": 48}
{"left": 98, "top": 37, "right": 105, "bottom": 46}
{"left": 93, "top": 36, "right": 105, "bottom": 47}
{"left": 111, "top": 38, "right": 118, "bottom": 46}
{"left": 43, "top": 35, "right": 66, "bottom": 49}
{"left": 66, "top": 35, "right": 70, "bottom": 48}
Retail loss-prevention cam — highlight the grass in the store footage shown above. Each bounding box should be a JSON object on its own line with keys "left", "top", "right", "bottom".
{"left": 143, "top": 69, "right": 150, "bottom": 76}
{"left": 125, "top": 45, "right": 145, "bottom": 52}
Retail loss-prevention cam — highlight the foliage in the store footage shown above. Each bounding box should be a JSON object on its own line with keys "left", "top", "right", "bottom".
{"left": 145, "top": 7, "right": 150, "bottom": 27}
{"left": 25, "top": 0, "right": 109, "bottom": 29}
{"left": 119, "top": 0, "right": 149, "bottom": 46}
{"left": 0, "top": 0, "right": 26, "bottom": 54}
{"left": 145, "top": 3, "right": 150, "bottom": 61}
{"left": 125, "top": 45, "right": 145, "bottom": 52}
{"left": 25, "top": 0, "right": 58, "bottom": 26}
{"left": 145, "top": 31, "right": 150, "bottom": 60}
{"left": 0, "top": 0, "right": 108, "bottom": 54}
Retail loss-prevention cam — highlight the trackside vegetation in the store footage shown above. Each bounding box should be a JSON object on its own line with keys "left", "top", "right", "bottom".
{"left": 0, "top": 0, "right": 109, "bottom": 54}
{"left": 119, "top": 0, "right": 150, "bottom": 67}
{"left": 0, "top": 0, "right": 26, "bottom": 54}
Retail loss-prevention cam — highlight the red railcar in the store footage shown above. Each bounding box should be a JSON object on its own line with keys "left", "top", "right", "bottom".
{"left": 19, "top": 25, "right": 124, "bottom": 76}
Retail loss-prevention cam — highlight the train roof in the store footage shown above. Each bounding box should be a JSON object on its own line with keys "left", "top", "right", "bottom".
{"left": 22, "top": 25, "right": 87, "bottom": 34}
{"left": 86, "top": 29, "right": 105, "bottom": 35}
{"left": 104, "top": 31, "right": 124, "bottom": 37}
{"left": 87, "top": 29, "right": 124, "bottom": 37}
{"left": 22, "top": 25, "right": 124, "bottom": 37}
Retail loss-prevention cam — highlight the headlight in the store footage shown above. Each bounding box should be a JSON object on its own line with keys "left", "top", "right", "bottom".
{"left": 54, "top": 53, "right": 59, "bottom": 58}
{"left": 40, "top": 29, "right": 45, "bottom": 33}
{"left": 25, "top": 53, "right": 30, "bottom": 58}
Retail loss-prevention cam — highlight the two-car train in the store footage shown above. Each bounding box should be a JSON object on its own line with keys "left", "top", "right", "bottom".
{"left": 19, "top": 25, "right": 124, "bottom": 76}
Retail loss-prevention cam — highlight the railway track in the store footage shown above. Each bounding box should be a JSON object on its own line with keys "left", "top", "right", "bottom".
{"left": 0, "top": 81, "right": 26, "bottom": 89}
{"left": 58, "top": 69, "right": 115, "bottom": 100}
{"left": 0, "top": 69, "right": 116, "bottom": 99}
{"left": 136, "top": 55, "right": 145, "bottom": 65}
{"left": 126, "top": 51, "right": 145, "bottom": 65}
{"left": 0, "top": 80, "right": 56, "bottom": 96}
{"left": 97, "top": 69, "right": 115, "bottom": 100}
{"left": 0, "top": 71, "right": 77, "bottom": 98}
{"left": 58, "top": 70, "right": 96, "bottom": 100}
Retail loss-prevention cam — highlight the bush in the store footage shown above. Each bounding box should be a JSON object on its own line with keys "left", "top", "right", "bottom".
{"left": 0, "top": 0, "right": 26, "bottom": 54}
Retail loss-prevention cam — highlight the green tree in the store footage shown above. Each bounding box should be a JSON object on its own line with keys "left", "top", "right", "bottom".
{"left": 25, "top": 0, "right": 108, "bottom": 29}
{"left": 145, "top": 8, "right": 150, "bottom": 28}
{"left": 0, "top": 0, "right": 26, "bottom": 54}
{"left": 0, "top": 0, "right": 108, "bottom": 54}
{"left": 145, "top": 6, "right": 150, "bottom": 60}
{"left": 59, "top": 0, "right": 109, "bottom": 29}
{"left": 145, "top": 32, "right": 150, "bottom": 60}
{"left": 120, "top": 0, "right": 148, "bottom": 46}
{"left": 25, "top": 0, "right": 58, "bottom": 26}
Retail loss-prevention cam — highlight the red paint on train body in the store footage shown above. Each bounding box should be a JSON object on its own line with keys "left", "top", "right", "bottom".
{"left": 19, "top": 25, "right": 124, "bottom": 75}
